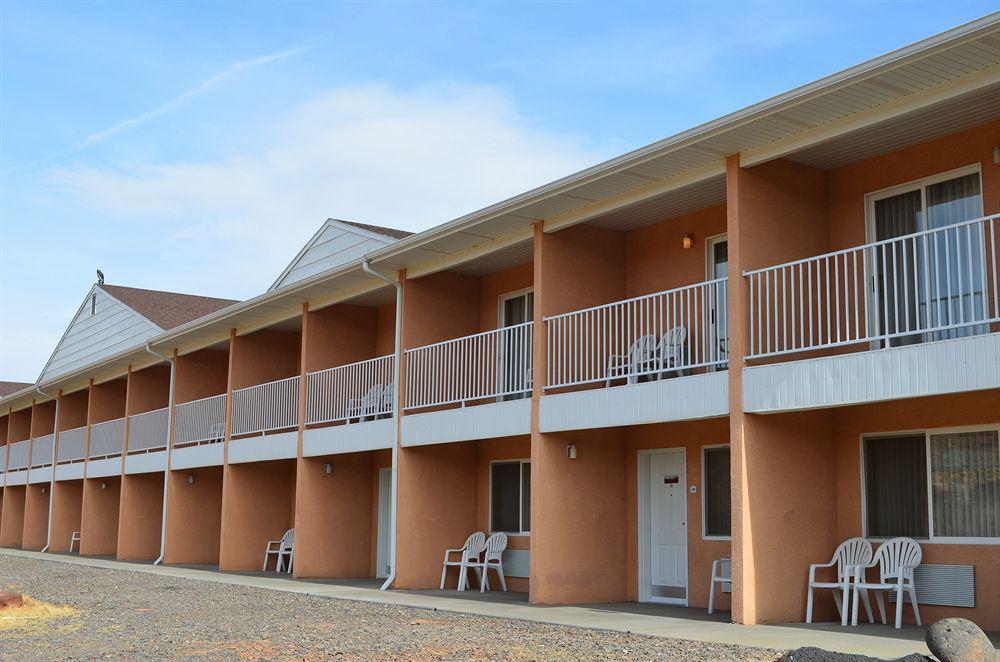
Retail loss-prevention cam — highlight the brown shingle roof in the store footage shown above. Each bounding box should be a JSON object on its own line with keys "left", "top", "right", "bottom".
{"left": 337, "top": 219, "right": 413, "bottom": 241}
{"left": 0, "top": 381, "right": 31, "bottom": 397}
{"left": 100, "top": 285, "right": 238, "bottom": 331}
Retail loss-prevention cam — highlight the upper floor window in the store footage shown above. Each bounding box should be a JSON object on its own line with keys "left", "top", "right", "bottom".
{"left": 863, "top": 428, "right": 999, "bottom": 541}
{"left": 702, "top": 445, "right": 731, "bottom": 538}
{"left": 866, "top": 166, "right": 987, "bottom": 347}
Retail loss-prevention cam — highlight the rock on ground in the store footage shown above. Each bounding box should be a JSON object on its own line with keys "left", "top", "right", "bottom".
{"left": 926, "top": 618, "right": 1000, "bottom": 662}
{"left": 779, "top": 647, "right": 930, "bottom": 662}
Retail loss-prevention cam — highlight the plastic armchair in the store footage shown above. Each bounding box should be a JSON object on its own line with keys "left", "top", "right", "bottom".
{"left": 460, "top": 532, "right": 508, "bottom": 593}
{"left": 347, "top": 385, "right": 382, "bottom": 423}
{"left": 439, "top": 532, "right": 486, "bottom": 590}
{"left": 708, "top": 557, "right": 731, "bottom": 614}
{"left": 654, "top": 326, "right": 687, "bottom": 379}
{"left": 851, "top": 537, "right": 922, "bottom": 629}
{"left": 806, "top": 537, "right": 873, "bottom": 626}
{"left": 263, "top": 528, "right": 295, "bottom": 574}
{"left": 605, "top": 335, "right": 657, "bottom": 386}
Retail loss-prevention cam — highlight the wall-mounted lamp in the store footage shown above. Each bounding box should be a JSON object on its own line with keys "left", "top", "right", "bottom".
{"left": 682, "top": 234, "right": 694, "bottom": 250}
{"left": 994, "top": 145, "right": 1000, "bottom": 165}
{"left": 187, "top": 474, "right": 195, "bottom": 485}
{"left": 100, "top": 481, "right": 107, "bottom": 490}
{"left": 324, "top": 463, "right": 333, "bottom": 475}
{"left": 566, "top": 444, "right": 577, "bottom": 460}
{"left": 41, "top": 486, "right": 47, "bottom": 495}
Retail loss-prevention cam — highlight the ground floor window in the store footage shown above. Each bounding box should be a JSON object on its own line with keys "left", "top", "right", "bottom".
{"left": 863, "top": 428, "right": 999, "bottom": 541}
{"left": 702, "top": 445, "right": 731, "bottom": 537}
{"left": 490, "top": 460, "right": 530, "bottom": 534}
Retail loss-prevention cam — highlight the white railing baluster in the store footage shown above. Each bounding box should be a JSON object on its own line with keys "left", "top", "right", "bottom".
{"left": 127, "top": 407, "right": 169, "bottom": 453}
{"left": 305, "top": 354, "right": 395, "bottom": 425}
{"left": 230, "top": 376, "right": 300, "bottom": 436}
{"left": 56, "top": 426, "right": 87, "bottom": 463}
{"left": 30, "top": 434, "right": 55, "bottom": 468}
{"left": 7, "top": 440, "right": 31, "bottom": 470}
{"left": 88, "top": 417, "right": 125, "bottom": 459}
{"left": 744, "top": 214, "right": 1000, "bottom": 359}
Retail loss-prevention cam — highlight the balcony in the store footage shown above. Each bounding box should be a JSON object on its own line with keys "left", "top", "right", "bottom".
{"left": 87, "top": 417, "right": 125, "bottom": 477}
{"left": 402, "top": 322, "right": 533, "bottom": 446}
{"left": 744, "top": 213, "right": 1000, "bottom": 411}
{"left": 55, "top": 426, "right": 87, "bottom": 480}
{"left": 540, "top": 279, "right": 730, "bottom": 432}
{"left": 7, "top": 439, "right": 30, "bottom": 472}
{"left": 228, "top": 376, "right": 300, "bottom": 463}
{"left": 30, "top": 434, "right": 54, "bottom": 469}
{"left": 171, "top": 393, "right": 227, "bottom": 469}
{"left": 302, "top": 354, "right": 395, "bottom": 457}
{"left": 124, "top": 406, "right": 170, "bottom": 474}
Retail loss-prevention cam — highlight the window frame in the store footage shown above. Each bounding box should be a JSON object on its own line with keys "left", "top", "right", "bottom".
{"left": 860, "top": 424, "right": 1000, "bottom": 545}
{"left": 488, "top": 458, "right": 531, "bottom": 536}
{"left": 701, "top": 443, "right": 732, "bottom": 541}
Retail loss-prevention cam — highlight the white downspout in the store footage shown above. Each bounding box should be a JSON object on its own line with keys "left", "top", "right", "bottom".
{"left": 145, "top": 342, "right": 175, "bottom": 566}
{"left": 37, "top": 386, "right": 58, "bottom": 553}
{"left": 362, "top": 257, "right": 402, "bottom": 592}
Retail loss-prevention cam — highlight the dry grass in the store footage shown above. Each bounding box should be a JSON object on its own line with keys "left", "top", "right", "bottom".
{"left": 0, "top": 595, "right": 79, "bottom": 636}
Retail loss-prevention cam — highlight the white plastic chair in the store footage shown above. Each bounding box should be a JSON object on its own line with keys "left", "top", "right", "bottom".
{"left": 69, "top": 531, "right": 81, "bottom": 554}
{"left": 208, "top": 422, "right": 226, "bottom": 443}
{"left": 654, "top": 326, "right": 687, "bottom": 378}
{"left": 460, "top": 532, "right": 508, "bottom": 593}
{"left": 708, "top": 557, "right": 731, "bottom": 614}
{"left": 606, "top": 335, "right": 657, "bottom": 386}
{"left": 347, "top": 385, "right": 382, "bottom": 423}
{"left": 379, "top": 382, "right": 395, "bottom": 419}
{"left": 263, "top": 528, "right": 295, "bottom": 573}
{"left": 806, "top": 537, "right": 874, "bottom": 626}
{"left": 439, "top": 532, "right": 486, "bottom": 590}
{"left": 851, "top": 537, "right": 921, "bottom": 629}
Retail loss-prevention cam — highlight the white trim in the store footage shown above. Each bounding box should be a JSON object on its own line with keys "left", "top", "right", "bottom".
{"left": 860, "top": 423, "right": 1000, "bottom": 545}
{"left": 637, "top": 447, "right": 689, "bottom": 606}
{"left": 498, "top": 288, "right": 534, "bottom": 328}
{"left": 700, "top": 443, "right": 732, "bottom": 541}
{"left": 488, "top": 459, "right": 531, "bottom": 535}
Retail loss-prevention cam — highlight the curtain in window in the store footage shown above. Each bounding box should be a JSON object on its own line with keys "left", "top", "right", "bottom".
{"left": 703, "top": 447, "right": 731, "bottom": 536}
{"left": 520, "top": 462, "right": 531, "bottom": 532}
{"left": 930, "top": 430, "right": 999, "bottom": 538}
{"left": 864, "top": 436, "right": 928, "bottom": 537}
{"left": 491, "top": 463, "right": 521, "bottom": 533}
{"left": 873, "top": 191, "right": 922, "bottom": 346}
{"left": 925, "top": 174, "right": 986, "bottom": 340}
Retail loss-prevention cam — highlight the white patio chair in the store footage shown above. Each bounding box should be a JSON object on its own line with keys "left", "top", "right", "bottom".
{"left": 208, "top": 422, "right": 226, "bottom": 444}
{"left": 708, "top": 557, "right": 731, "bottom": 615}
{"left": 605, "top": 334, "right": 657, "bottom": 386}
{"left": 378, "top": 382, "right": 395, "bottom": 419}
{"left": 69, "top": 531, "right": 81, "bottom": 554}
{"left": 460, "top": 532, "right": 508, "bottom": 593}
{"left": 654, "top": 326, "right": 687, "bottom": 379}
{"left": 806, "top": 537, "right": 874, "bottom": 626}
{"left": 347, "top": 385, "right": 382, "bottom": 423}
{"left": 439, "top": 531, "right": 486, "bottom": 590}
{"left": 851, "top": 537, "right": 921, "bottom": 629}
{"left": 263, "top": 528, "right": 295, "bottom": 574}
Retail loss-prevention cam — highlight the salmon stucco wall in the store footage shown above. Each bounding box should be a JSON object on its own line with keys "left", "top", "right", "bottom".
{"left": 30, "top": 400, "right": 56, "bottom": 438}
{"left": 22, "top": 484, "right": 51, "bottom": 550}
{"left": 89, "top": 377, "right": 127, "bottom": 424}
{"left": 58, "top": 389, "right": 89, "bottom": 430}
{"left": 0, "top": 486, "right": 25, "bottom": 547}
{"left": 219, "top": 459, "right": 296, "bottom": 571}
{"left": 126, "top": 365, "right": 170, "bottom": 415}
{"left": 304, "top": 304, "right": 378, "bottom": 373}
{"left": 80, "top": 476, "right": 121, "bottom": 556}
{"left": 230, "top": 328, "right": 302, "bottom": 391}
{"left": 832, "top": 389, "right": 1000, "bottom": 631}
{"left": 174, "top": 348, "right": 229, "bottom": 404}
{"left": 117, "top": 472, "right": 164, "bottom": 561}
{"left": 164, "top": 466, "right": 223, "bottom": 565}
{"left": 50, "top": 480, "right": 83, "bottom": 553}
{"left": 8, "top": 408, "right": 31, "bottom": 443}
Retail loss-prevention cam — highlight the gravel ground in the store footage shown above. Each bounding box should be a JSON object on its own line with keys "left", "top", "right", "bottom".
{"left": 0, "top": 555, "right": 782, "bottom": 661}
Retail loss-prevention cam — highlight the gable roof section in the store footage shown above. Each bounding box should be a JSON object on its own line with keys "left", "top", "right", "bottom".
{"left": 100, "top": 284, "right": 237, "bottom": 330}
{"left": 269, "top": 218, "right": 412, "bottom": 292}
{"left": 0, "top": 381, "right": 31, "bottom": 398}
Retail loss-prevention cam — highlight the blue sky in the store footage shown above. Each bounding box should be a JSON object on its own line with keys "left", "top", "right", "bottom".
{"left": 1, "top": 1, "right": 996, "bottom": 382}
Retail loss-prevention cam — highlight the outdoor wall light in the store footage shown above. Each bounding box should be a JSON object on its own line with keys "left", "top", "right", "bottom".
{"left": 100, "top": 481, "right": 107, "bottom": 490}
{"left": 995, "top": 145, "right": 1000, "bottom": 164}
{"left": 682, "top": 234, "right": 694, "bottom": 250}
{"left": 41, "top": 486, "right": 47, "bottom": 495}
{"left": 566, "top": 444, "right": 577, "bottom": 460}
{"left": 324, "top": 463, "right": 333, "bottom": 475}
{"left": 187, "top": 474, "right": 195, "bottom": 485}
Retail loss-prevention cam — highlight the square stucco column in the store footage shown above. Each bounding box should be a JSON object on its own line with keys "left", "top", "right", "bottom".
{"left": 50, "top": 479, "right": 84, "bottom": 553}
{"left": 0, "top": 486, "right": 26, "bottom": 548}
{"left": 727, "top": 154, "right": 841, "bottom": 624}
{"left": 117, "top": 472, "right": 164, "bottom": 561}
{"left": 164, "top": 466, "right": 223, "bottom": 565}
{"left": 80, "top": 476, "right": 121, "bottom": 556}
{"left": 22, "top": 484, "right": 50, "bottom": 550}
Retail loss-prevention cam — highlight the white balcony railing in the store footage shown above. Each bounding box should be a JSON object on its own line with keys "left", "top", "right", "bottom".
{"left": 7, "top": 440, "right": 30, "bottom": 471}
{"left": 127, "top": 407, "right": 169, "bottom": 453}
{"left": 405, "top": 322, "right": 533, "bottom": 410}
{"left": 89, "top": 417, "right": 125, "bottom": 459}
{"left": 58, "top": 426, "right": 87, "bottom": 463}
{"left": 231, "top": 376, "right": 301, "bottom": 436}
{"left": 30, "top": 434, "right": 55, "bottom": 468}
{"left": 544, "top": 278, "right": 728, "bottom": 390}
{"left": 744, "top": 214, "right": 1000, "bottom": 359}
{"left": 173, "top": 393, "right": 227, "bottom": 446}
{"left": 306, "top": 355, "right": 394, "bottom": 425}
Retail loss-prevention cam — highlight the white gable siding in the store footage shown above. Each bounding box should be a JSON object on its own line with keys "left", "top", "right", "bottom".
{"left": 39, "top": 287, "right": 161, "bottom": 382}
{"left": 269, "top": 222, "right": 393, "bottom": 291}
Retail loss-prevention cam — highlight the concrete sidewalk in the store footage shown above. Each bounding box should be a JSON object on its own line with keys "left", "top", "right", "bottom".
{"left": 0, "top": 548, "right": 955, "bottom": 658}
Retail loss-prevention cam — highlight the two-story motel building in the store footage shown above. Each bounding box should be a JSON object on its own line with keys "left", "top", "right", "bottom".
{"left": 2, "top": 16, "right": 999, "bottom": 629}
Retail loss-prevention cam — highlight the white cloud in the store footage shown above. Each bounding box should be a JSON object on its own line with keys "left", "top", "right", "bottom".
{"left": 46, "top": 83, "right": 608, "bottom": 292}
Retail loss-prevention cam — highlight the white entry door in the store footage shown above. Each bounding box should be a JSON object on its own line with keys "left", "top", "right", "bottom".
{"left": 376, "top": 467, "right": 392, "bottom": 579}
{"left": 648, "top": 449, "right": 688, "bottom": 604}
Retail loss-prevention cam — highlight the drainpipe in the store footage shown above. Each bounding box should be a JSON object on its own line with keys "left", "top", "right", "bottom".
{"left": 145, "top": 342, "right": 175, "bottom": 565}
{"left": 37, "top": 386, "right": 59, "bottom": 552}
{"left": 362, "top": 257, "right": 402, "bottom": 591}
